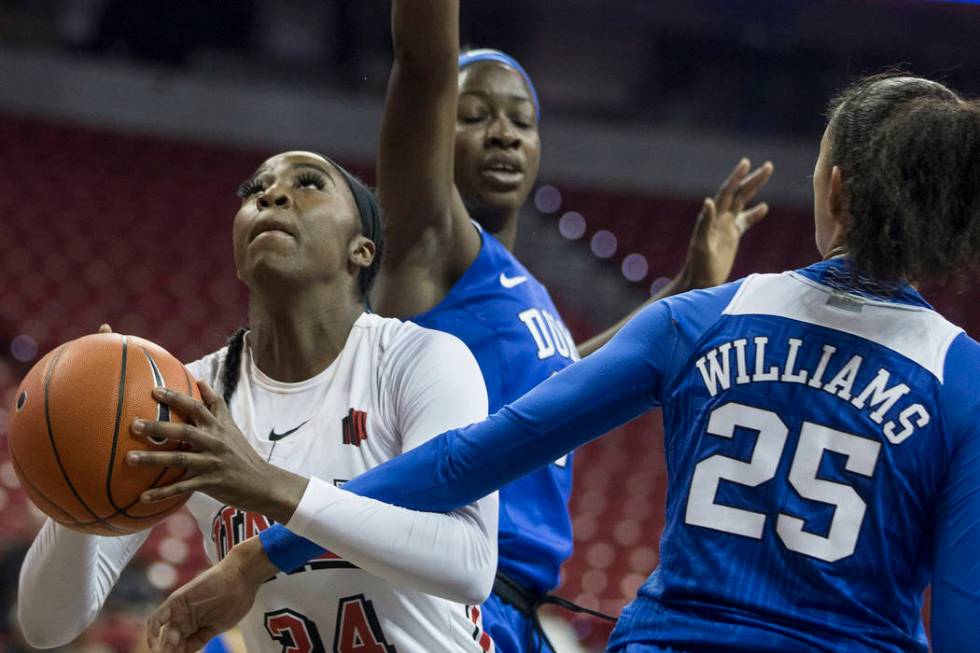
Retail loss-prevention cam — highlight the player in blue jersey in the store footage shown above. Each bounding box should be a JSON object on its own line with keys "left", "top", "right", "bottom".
{"left": 133, "top": 3, "right": 771, "bottom": 652}
{"left": 146, "top": 72, "right": 980, "bottom": 652}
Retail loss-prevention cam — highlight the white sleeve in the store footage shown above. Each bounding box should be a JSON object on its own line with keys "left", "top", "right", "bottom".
{"left": 17, "top": 519, "right": 149, "bottom": 648}
{"left": 285, "top": 328, "right": 496, "bottom": 605}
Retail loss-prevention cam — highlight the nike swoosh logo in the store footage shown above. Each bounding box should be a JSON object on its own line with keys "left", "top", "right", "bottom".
{"left": 499, "top": 272, "right": 528, "bottom": 288}
{"left": 268, "top": 419, "right": 310, "bottom": 442}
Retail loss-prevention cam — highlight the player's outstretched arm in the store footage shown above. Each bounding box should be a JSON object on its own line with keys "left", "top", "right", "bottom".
{"left": 373, "top": 0, "right": 481, "bottom": 317}
{"left": 577, "top": 158, "right": 773, "bottom": 357}
{"left": 258, "top": 294, "right": 702, "bottom": 577}
{"left": 18, "top": 520, "right": 149, "bottom": 648}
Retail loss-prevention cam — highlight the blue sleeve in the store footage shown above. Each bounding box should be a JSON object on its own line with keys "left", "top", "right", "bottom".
{"left": 930, "top": 334, "right": 980, "bottom": 652}
{"left": 259, "top": 298, "right": 680, "bottom": 572}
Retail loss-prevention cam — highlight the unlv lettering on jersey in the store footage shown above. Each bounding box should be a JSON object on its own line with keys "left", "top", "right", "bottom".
{"left": 211, "top": 507, "right": 353, "bottom": 571}
{"left": 211, "top": 506, "right": 274, "bottom": 560}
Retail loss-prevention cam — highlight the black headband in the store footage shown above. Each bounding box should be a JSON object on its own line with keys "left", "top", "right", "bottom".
{"left": 323, "top": 157, "right": 384, "bottom": 308}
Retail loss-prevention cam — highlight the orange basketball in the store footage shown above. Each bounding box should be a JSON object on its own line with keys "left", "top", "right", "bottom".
{"left": 7, "top": 333, "right": 199, "bottom": 535}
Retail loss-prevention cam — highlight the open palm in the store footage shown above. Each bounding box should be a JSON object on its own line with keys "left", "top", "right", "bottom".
{"left": 683, "top": 158, "right": 774, "bottom": 289}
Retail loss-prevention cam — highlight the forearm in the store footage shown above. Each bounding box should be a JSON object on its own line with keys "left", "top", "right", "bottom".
{"left": 283, "top": 478, "right": 497, "bottom": 603}
{"left": 577, "top": 270, "right": 691, "bottom": 357}
{"left": 18, "top": 520, "right": 147, "bottom": 648}
{"left": 392, "top": 0, "right": 459, "bottom": 78}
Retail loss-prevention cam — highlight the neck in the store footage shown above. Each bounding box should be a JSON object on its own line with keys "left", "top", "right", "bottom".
{"left": 486, "top": 208, "right": 520, "bottom": 251}
{"left": 246, "top": 286, "right": 364, "bottom": 382}
{"left": 823, "top": 245, "right": 849, "bottom": 260}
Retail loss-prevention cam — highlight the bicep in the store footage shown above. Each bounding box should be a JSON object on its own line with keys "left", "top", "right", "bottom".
{"left": 931, "top": 427, "right": 980, "bottom": 651}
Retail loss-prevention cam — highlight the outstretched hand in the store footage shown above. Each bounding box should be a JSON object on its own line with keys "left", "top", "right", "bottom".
{"left": 127, "top": 379, "right": 308, "bottom": 524}
{"left": 680, "top": 158, "right": 774, "bottom": 289}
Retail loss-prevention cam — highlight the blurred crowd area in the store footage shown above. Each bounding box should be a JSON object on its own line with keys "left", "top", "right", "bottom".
{"left": 1, "top": 0, "right": 979, "bottom": 138}
{"left": 1, "top": 1, "right": 979, "bottom": 651}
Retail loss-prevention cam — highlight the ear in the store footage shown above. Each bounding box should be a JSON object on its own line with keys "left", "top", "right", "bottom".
{"left": 828, "top": 165, "right": 849, "bottom": 227}
{"left": 349, "top": 235, "right": 376, "bottom": 271}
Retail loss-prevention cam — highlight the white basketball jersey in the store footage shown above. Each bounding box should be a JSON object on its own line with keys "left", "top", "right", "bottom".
{"left": 184, "top": 314, "right": 494, "bottom": 653}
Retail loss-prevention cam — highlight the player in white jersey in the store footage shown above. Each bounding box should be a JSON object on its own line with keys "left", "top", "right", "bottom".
{"left": 18, "top": 151, "right": 498, "bottom": 653}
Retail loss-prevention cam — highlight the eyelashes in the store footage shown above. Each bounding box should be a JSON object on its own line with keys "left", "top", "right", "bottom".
{"left": 296, "top": 172, "right": 326, "bottom": 191}
{"left": 236, "top": 172, "right": 327, "bottom": 199}
{"left": 237, "top": 178, "right": 264, "bottom": 199}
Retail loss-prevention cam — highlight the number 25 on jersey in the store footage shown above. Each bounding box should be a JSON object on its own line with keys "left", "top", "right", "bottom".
{"left": 685, "top": 402, "right": 882, "bottom": 563}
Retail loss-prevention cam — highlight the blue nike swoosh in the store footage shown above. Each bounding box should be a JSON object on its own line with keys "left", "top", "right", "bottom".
{"left": 268, "top": 419, "right": 310, "bottom": 442}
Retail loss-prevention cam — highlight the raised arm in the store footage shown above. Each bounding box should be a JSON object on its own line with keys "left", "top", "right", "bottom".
{"left": 373, "top": 0, "right": 479, "bottom": 317}
{"left": 577, "top": 158, "right": 773, "bottom": 357}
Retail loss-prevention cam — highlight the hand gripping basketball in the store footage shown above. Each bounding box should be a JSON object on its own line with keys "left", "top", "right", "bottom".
{"left": 126, "top": 380, "right": 309, "bottom": 524}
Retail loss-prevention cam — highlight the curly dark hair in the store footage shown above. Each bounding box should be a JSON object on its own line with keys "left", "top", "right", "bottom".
{"left": 826, "top": 71, "right": 980, "bottom": 282}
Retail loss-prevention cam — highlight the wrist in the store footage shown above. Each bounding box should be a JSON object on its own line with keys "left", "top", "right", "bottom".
{"left": 660, "top": 267, "right": 695, "bottom": 298}
{"left": 260, "top": 464, "right": 310, "bottom": 525}
{"left": 227, "top": 536, "right": 278, "bottom": 586}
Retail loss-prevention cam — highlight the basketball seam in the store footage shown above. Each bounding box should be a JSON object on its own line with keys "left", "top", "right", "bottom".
{"left": 43, "top": 344, "right": 106, "bottom": 523}
{"left": 8, "top": 447, "right": 83, "bottom": 526}
{"left": 14, "top": 437, "right": 183, "bottom": 528}
{"left": 105, "top": 335, "right": 128, "bottom": 512}
{"left": 9, "top": 447, "right": 129, "bottom": 534}
{"left": 111, "top": 345, "right": 187, "bottom": 519}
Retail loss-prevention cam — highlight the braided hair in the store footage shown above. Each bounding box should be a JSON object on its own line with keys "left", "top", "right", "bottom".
{"left": 221, "top": 158, "right": 385, "bottom": 404}
{"left": 826, "top": 72, "right": 980, "bottom": 282}
{"left": 220, "top": 327, "right": 249, "bottom": 405}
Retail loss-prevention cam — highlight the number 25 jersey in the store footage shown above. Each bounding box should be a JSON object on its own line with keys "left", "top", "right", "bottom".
{"left": 611, "top": 258, "right": 980, "bottom": 652}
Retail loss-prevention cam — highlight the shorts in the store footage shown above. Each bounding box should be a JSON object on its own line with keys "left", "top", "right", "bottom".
{"left": 482, "top": 591, "right": 555, "bottom": 653}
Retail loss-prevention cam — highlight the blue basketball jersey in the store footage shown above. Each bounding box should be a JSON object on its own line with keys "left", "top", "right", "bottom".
{"left": 609, "top": 258, "right": 977, "bottom": 652}
{"left": 411, "top": 224, "right": 578, "bottom": 592}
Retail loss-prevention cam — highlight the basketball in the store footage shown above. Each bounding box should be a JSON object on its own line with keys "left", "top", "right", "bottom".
{"left": 6, "top": 333, "right": 199, "bottom": 535}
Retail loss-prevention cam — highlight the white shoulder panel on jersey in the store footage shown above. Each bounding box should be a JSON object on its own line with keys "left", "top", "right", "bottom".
{"left": 723, "top": 272, "right": 964, "bottom": 383}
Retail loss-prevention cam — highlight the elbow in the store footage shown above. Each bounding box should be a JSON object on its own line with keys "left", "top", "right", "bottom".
{"left": 392, "top": 44, "right": 458, "bottom": 86}
{"left": 17, "top": 598, "right": 93, "bottom": 649}
{"left": 442, "top": 572, "right": 494, "bottom": 606}
{"left": 18, "top": 615, "right": 85, "bottom": 649}
{"left": 444, "top": 543, "right": 497, "bottom": 605}
{"left": 466, "top": 566, "right": 497, "bottom": 605}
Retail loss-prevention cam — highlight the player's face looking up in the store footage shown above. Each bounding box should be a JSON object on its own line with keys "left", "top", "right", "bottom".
{"left": 454, "top": 62, "right": 541, "bottom": 232}
{"left": 232, "top": 151, "right": 375, "bottom": 295}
